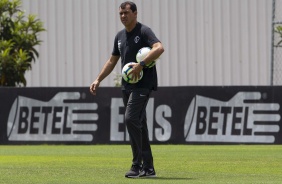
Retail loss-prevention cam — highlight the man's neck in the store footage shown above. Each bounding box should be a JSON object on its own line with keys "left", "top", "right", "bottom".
{"left": 125, "top": 21, "right": 138, "bottom": 32}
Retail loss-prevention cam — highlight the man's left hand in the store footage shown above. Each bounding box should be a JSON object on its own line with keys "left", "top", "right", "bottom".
{"left": 128, "top": 62, "right": 143, "bottom": 81}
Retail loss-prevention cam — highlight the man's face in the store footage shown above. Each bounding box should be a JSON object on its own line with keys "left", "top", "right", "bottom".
{"left": 119, "top": 4, "right": 137, "bottom": 27}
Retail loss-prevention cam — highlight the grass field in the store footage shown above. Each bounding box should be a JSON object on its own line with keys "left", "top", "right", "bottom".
{"left": 0, "top": 145, "right": 281, "bottom": 184}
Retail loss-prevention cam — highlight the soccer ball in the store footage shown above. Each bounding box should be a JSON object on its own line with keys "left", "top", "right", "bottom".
{"left": 136, "top": 47, "right": 158, "bottom": 68}
{"left": 122, "top": 62, "right": 143, "bottom": 84}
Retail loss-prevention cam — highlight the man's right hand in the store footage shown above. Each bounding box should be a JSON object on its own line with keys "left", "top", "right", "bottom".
{"left": 90, "top": 80, "right": 100, "bottom": 95}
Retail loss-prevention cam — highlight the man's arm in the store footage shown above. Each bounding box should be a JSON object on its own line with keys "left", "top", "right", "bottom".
{"left": 90, "top": 55, "right": 120, "bottom": 95}
{"left": 130, "top": 42, "right": 164, "bottom": 80}
{"left": 143, "top": 42, "right": 164, "bottom": 65}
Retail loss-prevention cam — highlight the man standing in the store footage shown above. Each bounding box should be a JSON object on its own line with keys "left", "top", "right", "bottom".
{"left": 90, "top": 1, "right": 164, "bottom": 178}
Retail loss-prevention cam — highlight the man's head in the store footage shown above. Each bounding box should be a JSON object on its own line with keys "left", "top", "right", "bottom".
{"left": 119, "top": 1, "right": 137, "bottom": 30}
{"left": 120, "top": 1, "right": 137, "bottom": 13}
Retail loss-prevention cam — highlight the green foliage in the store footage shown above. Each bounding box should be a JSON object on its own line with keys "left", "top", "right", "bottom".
{"left": 0, "top": 0, "right": 45, "bottom": 86}
{"left": 113, "top": 72, "right": 122, "bottom": 87}
{"left": 275, "top": 25, "right": 282, "bottom": 46}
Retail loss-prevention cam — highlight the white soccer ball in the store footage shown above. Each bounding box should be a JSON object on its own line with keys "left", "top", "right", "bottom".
{"left": 122, "top": 62, "right": 143, "bottom": 84}
{"left": 136, "top": 47, "right": 158, "bottom": 68}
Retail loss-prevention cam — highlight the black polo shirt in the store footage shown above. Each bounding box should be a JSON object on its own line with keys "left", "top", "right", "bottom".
{"left": 112, "top": 22, "right": 160, "bottom": 91}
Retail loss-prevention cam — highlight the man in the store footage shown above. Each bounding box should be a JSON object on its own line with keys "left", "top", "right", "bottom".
{"left": 90, "top": 1, "right": 164, "bottom": 178}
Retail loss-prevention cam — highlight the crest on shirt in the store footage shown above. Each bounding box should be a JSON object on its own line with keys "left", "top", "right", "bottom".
{"left": 134, "top": 36, "right": 140, "bottom": 43}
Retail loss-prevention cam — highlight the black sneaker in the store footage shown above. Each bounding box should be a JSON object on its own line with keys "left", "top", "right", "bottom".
{"left": 125, "top": 165, "right": 141, "bottom": 178}
{"left": 139, "top": 167, "right": 156, "bottom": 178}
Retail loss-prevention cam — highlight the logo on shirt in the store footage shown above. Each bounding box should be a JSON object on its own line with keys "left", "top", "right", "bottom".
{"left": 134, "top": 36, "right": 140, "bottom": 43}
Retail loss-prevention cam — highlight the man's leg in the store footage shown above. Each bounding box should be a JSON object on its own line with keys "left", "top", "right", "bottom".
{"left": 139, "top": 116, "right": 157, "bottom": 177}
{"left": 123, "top": 88, "right": 151, "bottom": 178}
{"left": 141, "top": 116, "right": 154, "bottom": 168}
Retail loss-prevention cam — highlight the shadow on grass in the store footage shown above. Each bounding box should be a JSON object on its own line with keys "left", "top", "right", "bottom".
{"left": 140, "top": 177, "right": 194, "bottom": 180}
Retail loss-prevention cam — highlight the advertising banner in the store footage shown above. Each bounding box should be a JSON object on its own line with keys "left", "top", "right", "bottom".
{"left": 0, "top": 86, "right": 281, "bottom": 144}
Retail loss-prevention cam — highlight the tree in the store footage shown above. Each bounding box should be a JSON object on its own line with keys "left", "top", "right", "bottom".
{"left": 0, "top": 0, "right": 45, "bottom": 86}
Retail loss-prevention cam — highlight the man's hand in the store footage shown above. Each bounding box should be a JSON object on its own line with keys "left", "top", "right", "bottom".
{"left": 128, "top": 63, "right": 143, "bottom": 81}
{"left": 90, "top": 80, "right": 100, "bottom": 95}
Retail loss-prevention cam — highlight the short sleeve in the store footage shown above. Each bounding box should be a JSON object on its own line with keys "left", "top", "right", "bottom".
{"left": 112, "top": 34, "right": 120, "bottom": 56}
{"left": 142, "top": 27, "right": 160, "bottom": 47}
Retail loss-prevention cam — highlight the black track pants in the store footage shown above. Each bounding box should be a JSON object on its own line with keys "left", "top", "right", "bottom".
{"left": 122, "top": 88, "right": 154, "bottom": 168}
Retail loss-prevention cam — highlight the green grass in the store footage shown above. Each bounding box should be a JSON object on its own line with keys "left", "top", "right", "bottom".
{"left": 0, "top": 145, "right": 281, "bottom": 184}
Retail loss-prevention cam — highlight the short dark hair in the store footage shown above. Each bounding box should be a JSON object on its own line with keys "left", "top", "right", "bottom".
{"left": 120, "top": 1, "right": 137, "bottom": 12}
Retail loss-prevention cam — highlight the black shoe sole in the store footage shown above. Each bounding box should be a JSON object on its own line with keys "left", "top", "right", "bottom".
{"left": 140, "top": 175, "right": 157, "bottom": 178}
{"left": 125, "top": 175, "right": 139, "bottom": 178}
